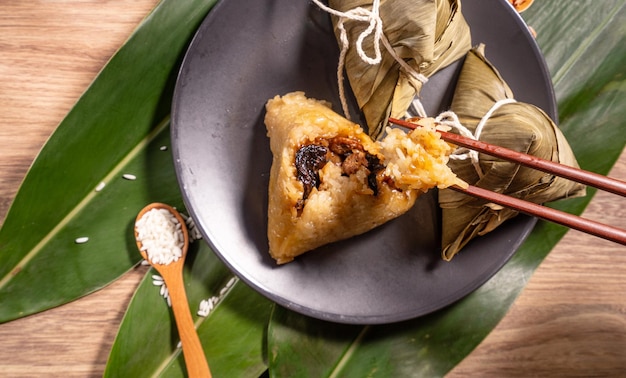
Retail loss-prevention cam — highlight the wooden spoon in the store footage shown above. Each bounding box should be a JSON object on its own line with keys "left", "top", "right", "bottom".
{"left": 135, "top": 202, "right": 211, "bottom": 378}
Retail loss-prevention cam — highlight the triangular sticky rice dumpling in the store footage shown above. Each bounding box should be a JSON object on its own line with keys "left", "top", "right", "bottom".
{"left": 439, "top": 45, "right": 586, "bottom": 260}
{"left": 328, "top": 0, "right": 471, "bottom": 139}
{"left": 265, "top": 92, "right": 464, "bottom": 264}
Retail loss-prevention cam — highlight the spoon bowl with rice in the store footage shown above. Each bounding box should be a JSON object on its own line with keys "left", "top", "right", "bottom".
{"left": 135, "top": 202, "right": 211, "bottom": 378}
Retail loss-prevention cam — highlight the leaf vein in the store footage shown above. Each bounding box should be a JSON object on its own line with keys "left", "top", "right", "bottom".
{"left": 0, "top": 116, "right": 171, "bottom": 291}
{"left": 328, "top": 325, "right": 371, "bottom": 378}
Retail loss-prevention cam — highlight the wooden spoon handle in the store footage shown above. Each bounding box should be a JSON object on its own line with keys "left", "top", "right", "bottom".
{"left": 166, "top": 269, "right": 211, "bottom": 378}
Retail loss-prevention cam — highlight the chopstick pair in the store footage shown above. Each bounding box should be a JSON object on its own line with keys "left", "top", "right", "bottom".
{"left": 388, "top": 117, "right": 626, "bottom": 246}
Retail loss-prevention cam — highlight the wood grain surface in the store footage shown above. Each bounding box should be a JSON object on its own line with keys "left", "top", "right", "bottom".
{"left": 1, "top": 1, "right": 624, "bottom": 377}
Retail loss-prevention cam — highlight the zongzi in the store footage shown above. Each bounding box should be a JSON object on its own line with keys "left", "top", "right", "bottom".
{"left": 439, "top": 45, "right": 586, "bottom": 260}
{"left": 326, "top": 0, "right": 471, "bottom": 139}
{"left": 265, "top": 92, "right": 464, "bottom": 264}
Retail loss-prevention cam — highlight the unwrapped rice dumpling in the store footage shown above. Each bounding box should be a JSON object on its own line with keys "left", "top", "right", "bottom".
{"left": 439, "top": 45, "right": 586, "bottom": 260}
{"left": 265, "top": 92, "right": 464, "bottom": 264}
{"left": 327, "top": 0, "right": 471, "bottom": 139}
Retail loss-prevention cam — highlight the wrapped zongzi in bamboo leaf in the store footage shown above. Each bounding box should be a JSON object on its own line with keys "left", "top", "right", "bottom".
{"left": 439, "top": 45, "right": 586, "bottom": 260}
{"left": 327, "top": 0, "right": 471, "bottom": 139}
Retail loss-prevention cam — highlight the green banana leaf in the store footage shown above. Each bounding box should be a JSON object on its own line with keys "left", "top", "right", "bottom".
{"left": 267, "top": 1, "right": 626, "bottom": 376}
{"left": 104, "top": 240, "right": 272, "bottom": 377}
{"left": 0, "top": 0, "right": 218, "bottom": 322}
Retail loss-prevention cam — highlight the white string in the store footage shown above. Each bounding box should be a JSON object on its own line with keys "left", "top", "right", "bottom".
{"left": 379, "top": 35, "right": 429, "bottom": 86}
{"left": 436, "top": 98, "right": 517, "bottom": 178}
{"left": 312, "top": 1, "right": 515, "bottom": 180}
{"left": 312, "top": 0, "right": 427, "bottom": 119}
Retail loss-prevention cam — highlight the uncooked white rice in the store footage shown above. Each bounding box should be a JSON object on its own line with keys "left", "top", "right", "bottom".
{"left": 181, "top": 213, "right": 202, "bottom": 241}
{"left": 197, "top": 276, "right": 238, "bottom": 317}
{"left": 197, "top": 297, "right": 218, "bottom": 317}
{"left": 225, "top": 276, "right": 237, "bottom": 288}
{"left": 151, "top": 274, "right": 171, "bottom": 307}
{"left": 122, "top": 174, "right": 137, "bottom": 180}
{"left": 219, "top": 286, "right": 229, "bottom": 296}
{"left": 160, "top": 145, "right": 168, "bottom": 151}
{"left": 75, "top": 237, "right": 89, "bottom": 244}
{"left": 136, "top": 208, "right": 184, "bottom": 265}
{"left": 95, "top": 182, "right": 106, "bottom": 192}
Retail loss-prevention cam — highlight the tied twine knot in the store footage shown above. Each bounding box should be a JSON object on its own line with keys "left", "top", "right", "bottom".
{"left": 312, "top": 0, "right": 428, "bottom": 119}
{"left": 423, "top": 98, "right": 517, "bottom": 178}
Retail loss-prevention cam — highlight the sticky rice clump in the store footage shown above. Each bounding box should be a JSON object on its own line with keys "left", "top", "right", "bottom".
{"left": 264, "top": 92, "right": 466, "bottom": 264}
{"left": 379, "top": 119, "right": 467, "bottom": 192}
{"left": 265, "top": 92, "right": 419, "bottom": 263}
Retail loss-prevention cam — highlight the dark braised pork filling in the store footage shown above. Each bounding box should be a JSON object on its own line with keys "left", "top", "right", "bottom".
{"left": 294, "top": 136, "right": 388, "bottom": 212}
{"left": 295, "top": 144, "right": 328, "bottom": 201}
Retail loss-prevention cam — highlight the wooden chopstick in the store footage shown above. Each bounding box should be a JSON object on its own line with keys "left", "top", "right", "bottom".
{"left": 450, "top": 184, "right": 626, "bottom": 246}
{"left": 388, "top": 117, "right": 626, "bottom": 246}
{"left": 389, "top": 117, "right": 626, "bottom": 197}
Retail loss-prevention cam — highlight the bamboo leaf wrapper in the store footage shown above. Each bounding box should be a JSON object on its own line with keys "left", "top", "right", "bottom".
{"left": 439, "top": 45, "right": 586, "bottom": 260}
{"left": 328, "top": 0, "right": 471, "bottom": 139}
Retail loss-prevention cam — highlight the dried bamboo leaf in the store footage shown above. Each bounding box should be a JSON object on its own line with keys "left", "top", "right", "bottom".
{"left": 439, "top": 45, "right": 586, "bottom": 260}
{"left": 328, "top": 0, "right": 471, "bottom": 138}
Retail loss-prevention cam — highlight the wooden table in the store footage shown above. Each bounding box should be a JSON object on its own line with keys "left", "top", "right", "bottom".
{"left": 1, "top": 1, "right": 624, "bottom": 376}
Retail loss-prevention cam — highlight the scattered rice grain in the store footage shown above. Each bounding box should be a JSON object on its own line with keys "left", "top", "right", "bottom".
{"left": 75, "top": 237, "right": 89, "bottom": 244}
{"left": 160, "top": 145, "right": 168, "bottom": 151}
{"left": 197, "top": 297, "right": 218, "bottom": 317}
{"left": 225, "top": 276, "right": 237, "bottom": 289}
{"left": 95, "top": 182, "right": 106, "bottom": 192}
{"left": 185, "top": 216, "right": 202, "bottom": 241}
{"left": 150, "top": 275, "right": 171, "bottom": 306}
{"left": 122, "top": 174, "right": 137, "bottom": 180}
{"left": 180, "top": 212, "right": 202, "bottom": 241}
{"left": 197, "top": 277, "right": 238, "bottom": 317}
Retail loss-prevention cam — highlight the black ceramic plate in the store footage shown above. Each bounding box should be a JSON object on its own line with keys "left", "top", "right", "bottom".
{"left": 171, "top": 0, "right": 556, "bottom": 324}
